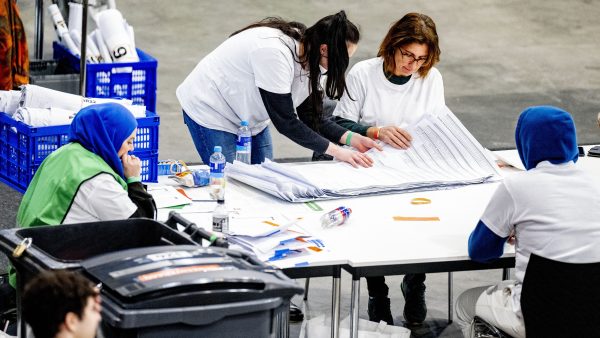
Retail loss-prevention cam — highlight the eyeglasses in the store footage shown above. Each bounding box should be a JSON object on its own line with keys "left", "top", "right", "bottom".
{"left": 398, "top": 48, "right": 428, "bottom": 65}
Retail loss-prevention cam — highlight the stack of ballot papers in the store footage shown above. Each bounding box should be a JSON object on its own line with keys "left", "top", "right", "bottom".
{"left": 226, "top": 108, "right": 502, "bottom": 202}
{"left": 227, "top": 217, "right": 327, "bottom": 262}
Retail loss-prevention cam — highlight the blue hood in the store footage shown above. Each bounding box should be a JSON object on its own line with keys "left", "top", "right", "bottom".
{"left": 69, "top": 103, "right": 137, "bottom": 179}
{"left": 515, "top": 105, "right": 578, "bottom": 170}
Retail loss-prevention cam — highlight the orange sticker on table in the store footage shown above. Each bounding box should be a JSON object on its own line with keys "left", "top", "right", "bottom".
{"left": 410, "top": 197, "right": 431, "bottom": 205}
{"left": 393, "top": 216, "right": 440, "bottom": 221}
{"left": 137, "top": 264, "right": 222, "bottom": 282}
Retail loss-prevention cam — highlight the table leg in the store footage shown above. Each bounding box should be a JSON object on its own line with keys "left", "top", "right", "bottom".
{"left": 350, "top": 275, "right": 360, "bottom": 338}
{"left": 447, "top": 272, "right": 453, "bottom": 323}
{"left": 331, "top": 267, "right": 341, "bottom": 338}
{"left": 502, "top": 268, "right": 511, "bottom": 280}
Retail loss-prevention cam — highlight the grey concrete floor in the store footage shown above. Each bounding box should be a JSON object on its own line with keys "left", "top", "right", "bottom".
{"left": 2, "top": 0, "right": 600, "bottom": 337}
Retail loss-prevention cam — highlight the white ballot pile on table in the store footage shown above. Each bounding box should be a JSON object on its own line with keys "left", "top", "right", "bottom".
{"left": 226, "top": 107, "right": 502, "bottom": 202}
{"left": 227, "top": 217, "right": 327, "bottom": 263}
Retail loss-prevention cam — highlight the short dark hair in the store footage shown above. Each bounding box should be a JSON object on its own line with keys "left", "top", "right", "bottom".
{"left": 378, "top": 13, "right": 441, "bottom": 78}
{"left": 22, "top": 270, "right": 97, "bottom": 338}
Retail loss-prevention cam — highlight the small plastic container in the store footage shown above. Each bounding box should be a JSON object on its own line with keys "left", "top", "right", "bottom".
{"left": 321, "top": 206, "right": 352, "bottom": 228}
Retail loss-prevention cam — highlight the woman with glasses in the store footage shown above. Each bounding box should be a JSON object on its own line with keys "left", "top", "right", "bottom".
{"left": 332, "top": 13, "right": 444, "bottom": 325}
{"left": 177, "top": 11, "right": 381, "bottom": 168}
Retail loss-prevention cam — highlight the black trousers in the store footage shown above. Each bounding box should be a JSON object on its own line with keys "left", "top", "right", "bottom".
{"left": 366, "top": 273, "right": 426, "bottom": 298}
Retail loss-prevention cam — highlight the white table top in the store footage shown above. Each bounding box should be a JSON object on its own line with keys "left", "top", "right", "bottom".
{"left": 154, "top": 148, "right": 600, "bottom": 272}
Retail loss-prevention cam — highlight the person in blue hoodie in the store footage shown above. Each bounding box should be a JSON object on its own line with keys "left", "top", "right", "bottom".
{"left": 454, "top": 106, "right": 600, "bottom": 338}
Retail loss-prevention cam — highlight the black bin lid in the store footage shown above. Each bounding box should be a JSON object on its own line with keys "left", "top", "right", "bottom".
{"left": 81, "top": 245, "right": 302, "bottom": 309}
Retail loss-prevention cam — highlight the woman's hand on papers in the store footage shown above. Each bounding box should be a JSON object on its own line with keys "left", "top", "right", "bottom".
{"left": 379, "top": 126, "right": 412, "bottom": 149}
{"left": 122, "top": 153, "right": 142, "bottom": 178}
{"left": 350, "top": 134, "right": 383, "bottom": 153}
{"left": 327, "top": 144, "right": 374, "bottom": 168}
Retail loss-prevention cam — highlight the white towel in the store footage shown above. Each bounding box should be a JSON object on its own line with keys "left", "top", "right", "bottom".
{"left": 48, "top": 4, "right": 80, "bottom": 56}
{"left": 81, "top": 97, "right": 146, "bottom": 118}
{"left": 68, "top": 2, "right": 83, "bottom": 37}
{"left": 20, "top": 85, "right": 84, "bottom": 111}
{"left": 20, "top": 85, "right": 146, "bottom": 118}
{"left": 97, "top": 9, "right": 139, "bottom": 63}
{"left": 13, "top": 107, "right": 77, "bottom": 127}
{"left": 70, "top": 30, "right": 99, "bottom": 63}
{"left": 86, "top": 33, "right": 102, "bottom": 62}
{"left": 92, "top": 30, "right": 112, "bottom": 63}
{"left": 0, "top": 90, "right": 21, "bottom": 116}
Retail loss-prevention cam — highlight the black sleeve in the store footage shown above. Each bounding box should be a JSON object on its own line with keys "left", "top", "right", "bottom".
{"left": 333, "top": 116, "right": 371, "bottom": 136}
{"left": 127, "top": 182, "right": 156, "bottom": 219}
{"left": 295, "top": 94, "right": 348, "bottom": 143}
{"left": 259, "top": 88, "right": 332, "bottom": 154}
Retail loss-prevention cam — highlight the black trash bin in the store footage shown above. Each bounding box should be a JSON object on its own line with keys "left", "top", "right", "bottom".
{"left": 0, "top": 218, "right": 196, "bottom": 337}
{"left": 82, "top": 245, "right": 303, "bottom": 338}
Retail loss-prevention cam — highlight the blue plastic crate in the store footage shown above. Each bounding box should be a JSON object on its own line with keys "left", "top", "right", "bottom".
{"left": 53, "top": 41, "right": 157, "bottom": 112}
{"left": 0, "top": 112, "right": 159, "bottom": 194}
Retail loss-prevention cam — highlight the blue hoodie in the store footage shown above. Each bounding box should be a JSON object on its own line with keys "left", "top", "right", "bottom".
{"left": 468, "top": 106, "right": 578, "bottom": 262}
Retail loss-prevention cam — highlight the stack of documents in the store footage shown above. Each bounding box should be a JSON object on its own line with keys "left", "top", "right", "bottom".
{"left": 227, "top": 217, "right": 327, "bottom": 262}
{"left": 226, "top": 108, "right": 502, "bottom": 202}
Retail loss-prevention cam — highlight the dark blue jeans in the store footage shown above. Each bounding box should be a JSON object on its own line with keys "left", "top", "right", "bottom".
{"left": 183, "top": 111, "right": 273, "bottom": 164}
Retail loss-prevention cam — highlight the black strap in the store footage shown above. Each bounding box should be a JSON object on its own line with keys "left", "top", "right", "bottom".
{"left": 127, "top": 182, "right": 156, "bottom": 219}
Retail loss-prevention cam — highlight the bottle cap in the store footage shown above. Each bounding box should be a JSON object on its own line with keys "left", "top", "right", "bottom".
{"left": 214, "top": 146, "right": 222, "bottom": 152}
{"left": 241, "top": 120, "right": 249, "bottom": 126}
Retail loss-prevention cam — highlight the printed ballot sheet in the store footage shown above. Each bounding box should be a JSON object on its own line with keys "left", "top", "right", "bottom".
{"left": 226, "top": 107, "right": 502, "bottom": 202}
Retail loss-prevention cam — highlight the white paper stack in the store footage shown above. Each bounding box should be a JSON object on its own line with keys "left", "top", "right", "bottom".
{"left": 226, "top": 107, "right": 502, "bottom": 202}
{"left": 227, "top": 217, "right": 327, "bottom": 262}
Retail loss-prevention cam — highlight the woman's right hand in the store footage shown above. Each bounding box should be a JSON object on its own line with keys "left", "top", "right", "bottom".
{"left": 121, "top": 153, "right": 142, "bottom": 179}
{"left": 327, "top": 144, "right": 374, "bottom": 168}
{"left": 379, "top": 126, "right": 412, "bottom": 149}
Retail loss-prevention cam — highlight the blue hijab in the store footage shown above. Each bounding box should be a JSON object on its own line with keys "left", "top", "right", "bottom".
{"left": 515, "top": 105, "right": 578, "bottom": 170}
{"left": 69, "top": 103, "right": 137, "bottom": 178}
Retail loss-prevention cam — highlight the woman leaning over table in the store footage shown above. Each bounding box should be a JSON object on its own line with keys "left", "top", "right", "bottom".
{"left": 332, "top": 12, "right": 445, "bottom": 325}
{"left": 177, "top": 11, "right": 381, "bottom": 167}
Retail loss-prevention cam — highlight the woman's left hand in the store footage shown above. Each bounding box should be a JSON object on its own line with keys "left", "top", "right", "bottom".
{"left": 350, "top": 134, "right": 383, "bottom": 153}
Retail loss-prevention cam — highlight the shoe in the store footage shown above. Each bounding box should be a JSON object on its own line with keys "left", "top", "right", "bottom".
{"left": 367, "top": 296, "right": 394, "bottom": 325}
{"left": 401, "top": 279, "right": 427, "bottom": 325}
{"left": 289, "top": 303, "right": 304, "bottom": 322}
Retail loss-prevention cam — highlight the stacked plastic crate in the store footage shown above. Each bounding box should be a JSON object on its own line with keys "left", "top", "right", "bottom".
{"left": 0, "top": 43, "right": 159, "bottom": 194}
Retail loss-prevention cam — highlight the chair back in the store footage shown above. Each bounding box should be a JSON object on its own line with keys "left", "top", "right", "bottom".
{"left": 521, "top": 253, "right": 600, "bottom": 338}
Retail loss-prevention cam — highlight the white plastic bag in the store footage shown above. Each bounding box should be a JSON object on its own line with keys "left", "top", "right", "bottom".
{"left": 299, "top": 315, "right": 411, "bottom": 338}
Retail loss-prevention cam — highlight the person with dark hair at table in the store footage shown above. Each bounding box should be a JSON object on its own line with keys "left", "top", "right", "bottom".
{"left": 22, "top": 270, "right": 101, "bottom": 338}
{"left": 177, "top": 11, "right": 381, "bottom": 167}
{"left": 332, "top": 13, "right": 444, "bottom": 325}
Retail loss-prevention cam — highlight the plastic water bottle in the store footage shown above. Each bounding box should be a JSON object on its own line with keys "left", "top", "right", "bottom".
{"left": 212, "top": 199, "right": 229, "bottom": 233}
{"left": 320, "top": 206, "right": 352, "bottom": 228}
{"left": 235, "top": 120, "right": 252, "bottom": 164}
{"left": 209, "top": 146, "right": 226, "bottom": 200}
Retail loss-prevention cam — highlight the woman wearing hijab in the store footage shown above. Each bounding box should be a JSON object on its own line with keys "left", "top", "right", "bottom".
{"left": 17, "top": 103, "right": 155, "bottom": 228}
{"left": 455, "top": 106, "right": 600, "bottom": 337}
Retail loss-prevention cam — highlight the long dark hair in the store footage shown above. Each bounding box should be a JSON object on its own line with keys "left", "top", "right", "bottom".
{"left": 231, "top": 11, "right": 360, "bottom": 130}
{"left": 230, "top": 17, "right": 307, "bottom": 40}
{"left": 301, "top": 11, "right": 359, "bottom": 129}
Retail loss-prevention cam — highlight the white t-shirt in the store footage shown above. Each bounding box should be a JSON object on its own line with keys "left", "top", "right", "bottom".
{"left": 332, "top": 57, "right": 445, "bottom": 127}
{"left": 63, "top": 174, "right": 137, "bottom": 224}
{"left": 176, "top": 27, "right": 310, "bottom": 135}
{"left": 480, "top": 161, "right": 600, "bottom": 315}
